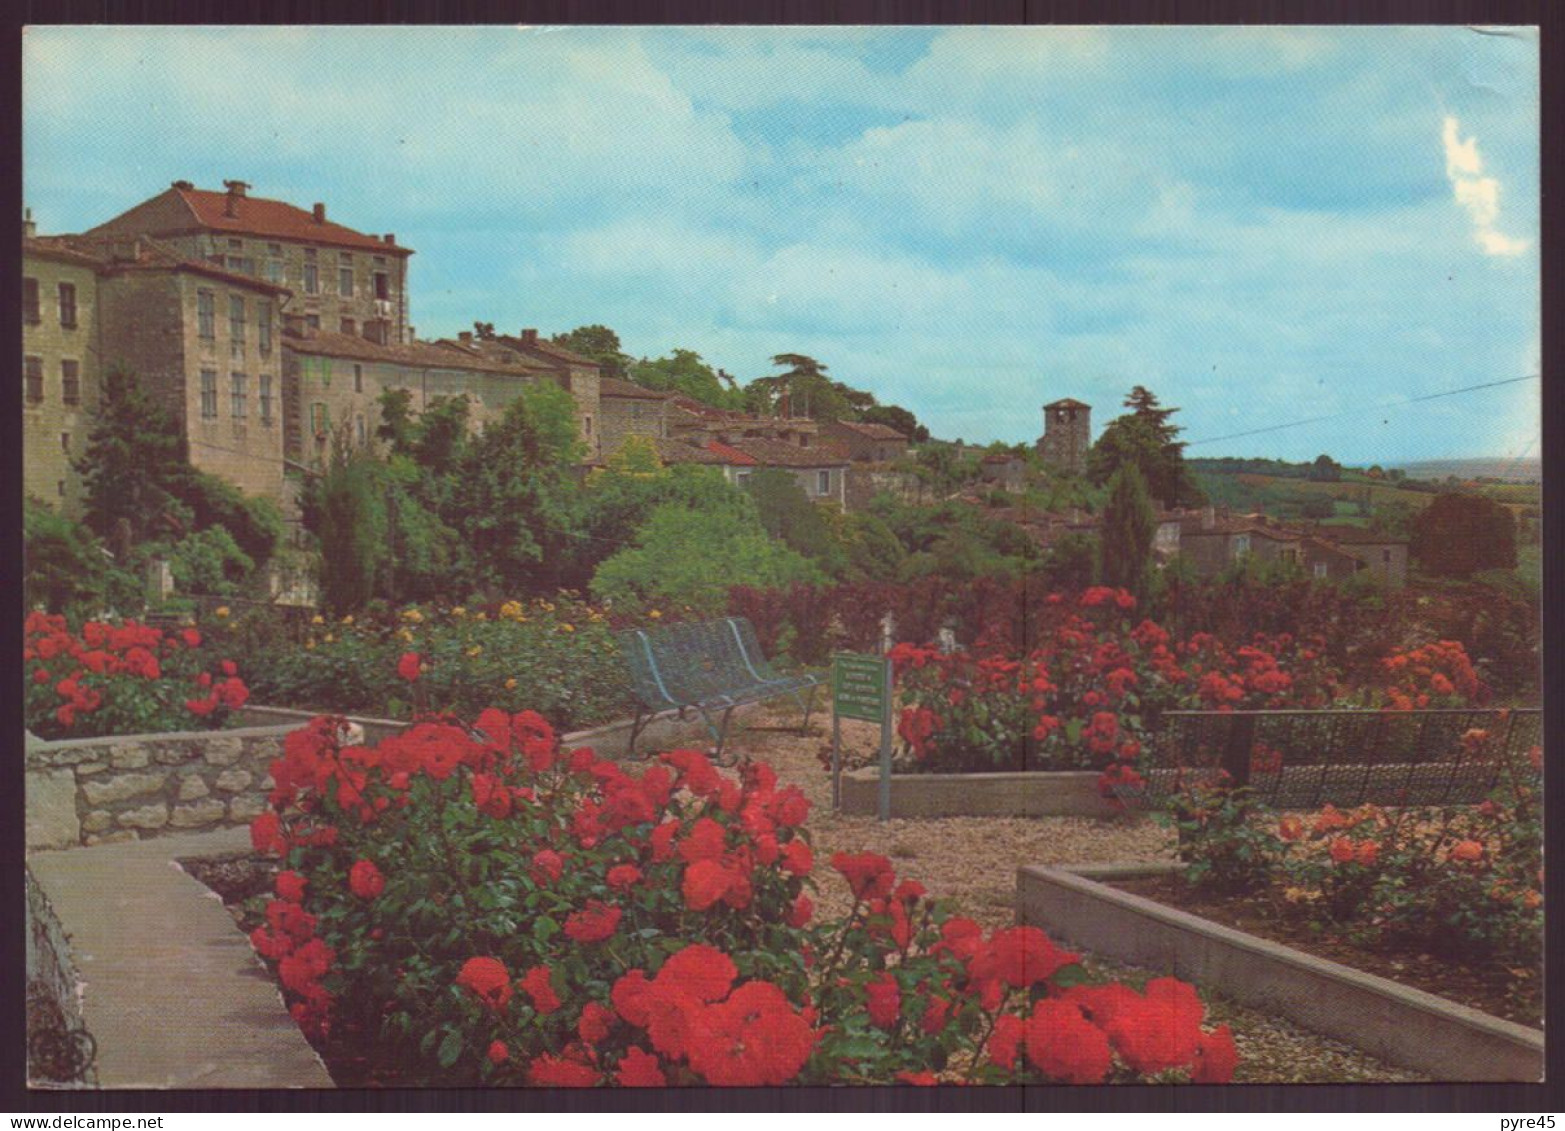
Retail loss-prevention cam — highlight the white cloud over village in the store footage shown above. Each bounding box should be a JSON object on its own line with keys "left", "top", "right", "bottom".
{"left": 1442, "top": 116, "right": 1531, "bottom": 258}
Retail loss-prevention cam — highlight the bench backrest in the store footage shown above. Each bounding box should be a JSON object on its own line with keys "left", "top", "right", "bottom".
{"left": 614, "top": 617, "right": 774, "bottom": 707}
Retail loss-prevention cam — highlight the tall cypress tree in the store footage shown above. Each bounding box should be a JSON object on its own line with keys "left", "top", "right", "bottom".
{"left": 1100, "top": 462, "right": 1157, "bottom": 599}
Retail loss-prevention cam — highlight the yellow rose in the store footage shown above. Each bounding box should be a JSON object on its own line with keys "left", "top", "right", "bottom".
{"left": 324, "top": 633, "right": 335, "bottom": 643}
{"left": 311, "top": 615, "right": 325, "bottom": 625}
{"left": 399, "top": 628, "right": 414, "bottom": 643}
{"left": 467, "top": 645, "right": 482, "bottom": 657}
{"left": 648, "top": 609, "right": 662, "bottom": 619}
{"left": 305, "top": 640, "right": 316, "bottom": 650}
{"left": 504, "top": 677, "right": 517, "bottom": 691}
{"left": 561, "top": 624, "right": 575, "bottom": 633}
{"left": 452, "top": 606, "right": 466, "bottom": 617}
{"left": 341, "top": 614, "right": 354, "bottom": 625}
{"left": 214, "top": 606, "right": 230, "bottom": 619}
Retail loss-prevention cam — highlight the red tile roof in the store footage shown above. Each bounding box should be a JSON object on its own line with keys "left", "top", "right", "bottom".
{"left": 56, "top": 234, "right": 292, "bottom": 295}
{"left": 651, "top": 439, "right": 735, "bottom": 466}
{"left": 706, "top": 440, "right": 758, "bottom": 466}
{"left": 23, "top": 235, "right": 106, "bottom": 270}
{"left": 170, "top": 186, "right": 411, "bottom": 255}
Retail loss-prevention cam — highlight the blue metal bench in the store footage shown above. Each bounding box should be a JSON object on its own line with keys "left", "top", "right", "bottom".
{"left": 613, "top": 616, "right": 822, "bottom": 763}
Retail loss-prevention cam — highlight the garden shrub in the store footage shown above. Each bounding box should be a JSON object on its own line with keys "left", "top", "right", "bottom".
{"left": 247, "top": 706, "right": 1239, "bottom": 1086}
{"left": 1160, "top": 737, "right": 1543, "bottom": 965}
{"left": 23, "top": 611, "right": 250, "bottom": 739}
{"left": 238, "top": 597, "right": 635, "bottom": 731}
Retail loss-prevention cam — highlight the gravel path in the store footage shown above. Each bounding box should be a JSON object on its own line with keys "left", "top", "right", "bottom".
{"left": 727, "top": 705, "right": 1427, "bottom": 1085}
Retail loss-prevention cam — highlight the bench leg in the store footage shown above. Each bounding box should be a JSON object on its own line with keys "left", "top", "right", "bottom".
{"left": 712, "top": 705, "right": 739, "bottom": 767}
{"left": 792, "top": 685, "right": 818, "bottom": 735}
{"left": 626, "top": 708, "right": 650, "bottom": 760}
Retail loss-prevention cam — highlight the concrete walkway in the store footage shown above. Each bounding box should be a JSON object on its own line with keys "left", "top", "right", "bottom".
{"left": 27, "top": 828, "right": 333, "bottom": 1089}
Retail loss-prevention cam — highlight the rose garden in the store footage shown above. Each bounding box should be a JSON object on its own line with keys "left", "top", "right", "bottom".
{"left": 23, "top": 575, "right": 1543, "bottom": 1088}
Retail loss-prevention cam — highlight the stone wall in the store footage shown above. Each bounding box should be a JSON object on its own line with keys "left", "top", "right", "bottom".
{"left": 25, "top": 726, "right": 291, "bottom": 851}
{"left": 844, "top": 467, "right": 929, "bottom": 510}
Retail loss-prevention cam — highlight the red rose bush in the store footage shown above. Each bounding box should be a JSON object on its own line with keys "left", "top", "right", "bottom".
{"left": 249, "top": 705, "right": 1238, "bottom": 1085}
{"left": 24, "top": 611, "right": 250, "bottom": 739}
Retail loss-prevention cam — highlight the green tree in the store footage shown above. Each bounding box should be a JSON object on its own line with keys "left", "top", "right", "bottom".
{"left": 1087, "top": 386, "right": 1203, "bottom": 509}
{"left": 551, "top": 325, "right": 632, "bottom": 381}
{"left": 1099, "top": 463, "right": 1157, "bottom": 598}
{"left": 76, "top": 367, "right": 185, "bottom": 546}
{"left": 1307, "top": 453, "right": 1343, "bottom": 483}
{"left": 1410, "top": 493, "right": 1518, "bottom": 577}
{"left": 633, "top": 349, "right": 744, "bottom": 409}
{"left": 23, "top": 497, "right": 139, "bottom": 617}
{"left": 564, "top": 464, "right": 741, "bottom": 591}
{"left": 744, "top": 469, "right": 847, "bottom": 573}
{"left": 1043, "top": 532, "right": 1099, "bottom": 591}
{"left": 301, "top": 431, "right": 387, "bottom": 614}
{"left": 591, "top": 501, "right": 822, "bottom": 612}
{"left": 451, "top": 383, "right": 585, "bottom": 595}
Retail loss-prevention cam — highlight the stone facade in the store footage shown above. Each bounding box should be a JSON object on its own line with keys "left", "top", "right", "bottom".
{"left": 818, "top": 419, "right": 909, "bottom": 463}
{"left": 599, "top": 379, "right": 673, "bottom": 458}
{"left": 1037, "top": 397, "right": 1092, "bottom": 475}
{"left": 24, "top": 726, "right": 290, "bottom": 849}
{"left": 22, "top": 240, "right": 101, "bottom": 513}
{"left": 84, "top": 180, "right": 413, "bottom": 344}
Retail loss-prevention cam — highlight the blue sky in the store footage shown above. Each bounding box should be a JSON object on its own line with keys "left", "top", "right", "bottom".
{"left": 23, "top": 26, "right": 1540, "bottom": 463}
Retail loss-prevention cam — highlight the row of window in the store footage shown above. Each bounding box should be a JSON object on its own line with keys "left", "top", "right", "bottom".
{"left": 22, "top": 280, "right": 78, "bottom": 329}
{"left": 219, "top": 241, "right": 393, "bottom": 300}
{"left": 23, "top": 357, "right": 81, "bottom": 405}
{"left": 196, "top": 292, "right": 273, "bottom": 353}
{"left": 200, "top": 370, "right": 273, "bottom": 424}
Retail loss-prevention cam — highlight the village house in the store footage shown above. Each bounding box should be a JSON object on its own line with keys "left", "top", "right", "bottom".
{"left": 22, "top": 221, "right": 102, "bottom": 513}
{"left": 978, "top": 452, "right": 1028, "bottom": 493}
{"left": 817, "top": 418, "right": 909, "bottom": 463}
{"left": 83, "top": 180, "right": 413, "bottom": 345}
{"left": 24, "top": 230, "right": 294, "bottom": 508}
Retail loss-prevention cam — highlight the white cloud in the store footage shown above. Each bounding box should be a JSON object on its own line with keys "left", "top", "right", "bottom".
{"left": 1441, "top": 115, "right": 1530, "bottom": 257}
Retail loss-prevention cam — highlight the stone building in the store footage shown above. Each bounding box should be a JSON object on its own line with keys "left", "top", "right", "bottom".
{"left": 1037, "top": 397, "right": 1092, "bottom": 475}
{"left": 978, "top": 452, "right": 1027, "bottom": 493}
{"left": 1316, "top": 528, "right": 1409, "bottom": 587}
{"left": 493, "top": 329, "right": 602, "bottom": 462}
{"left": 84, "top": 180, "right": 414, "bottom": 345}
{"left": 22, "top": 227, "right": 103, "bottom": 513}
{"left": 598, "top": 377, "right": 676, "bottom": 457}
{"left": 280, "top": 325, "right": 553, "bottom": 472}
{"left": 818, "top": 418, "right": 909, "bottom": 463}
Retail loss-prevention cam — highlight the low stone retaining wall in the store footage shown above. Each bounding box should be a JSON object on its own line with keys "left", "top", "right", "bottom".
{"left": 26, "top": 727, "right": 288, "bottom": 851}
{"left": 1015, "top": 862, "right": 1545, "bottom": 1082}
{"left": 839, "top": 768, "right": 1119, "bottom": 818}
{"left": 27, "top": 703, "right": 759, "bottom": 851}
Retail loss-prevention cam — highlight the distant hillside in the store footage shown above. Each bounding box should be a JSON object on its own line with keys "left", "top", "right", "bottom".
{"left": 1395, "top": 458, "right": 1541, "bottom": 484}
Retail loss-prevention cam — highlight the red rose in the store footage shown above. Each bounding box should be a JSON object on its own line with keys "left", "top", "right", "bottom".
{"left": 563, "top": 899, "right": 621, "bottom": 943}
{"left": 275, "top": 871, "right": 308, "bottom": 903}
{"left": 896, "top": 1071, "right": 939, "bottom": 1085}
{"left": 1025, "top": 999, "right": 1112, "bottom": 1084}
{"left": 682, "top": 859, "right": 736, "bottom": 911}
{"left": 655, "top": 944, "right": 736, "bottom": 1003}
{"left": 1190, "top": 1024, "right": 1239, "bottom": 1083}
{"left": 780, "top": 839, "right": 813, "bottom": 876}
{"left": 527, "top": 1053, "right": 598, "bottom": 1087}
{"left": 606, "top": 863, "right": 642, "bottom": 891}
{"left": 456, "top": 957, "right": 512, "bottom": 1011}
{"left": 486, "top": 1041, "right": 509, "bottom": 1065}
{"left": 396, "top": 651, "right": 421, "bottom": 682}
{"left": 348, "top": 859, "right": 385, "bottom": 900}
{"left": 616, "top": 1046, "right": 666, "bottom": 1087}
{"left": 865, "top": 972, "right": 900, "bottom": 1028}
{"left": 250, "top": 812, "right": 286, "bottom": 855}
{"left": 678, "top": 817, "right": 728, "bottom": 863}
{"left": 988, "top": 1013, "right": 1027, "bottom": 1069}
{"left": 531, "top": 848, "right": 564, "bottom": 886}
{"left": 521, "top": 965, "right": 561, "bottom": 1014}
{"left": 578, "top": 1001, "right": 615, "bottom": 1044}
{"left": 684, "top": 980, "right": 815, "bottom": 1086}
{"left": 988, "top": 926, "right": 1077, "bottom": 989}
{"left": 787, "top": 893, "right": 814, "bottom": 928}
{"left": 1101, "top": 978, "right": 1204, "bottom": 1076}
{"left": 831, "top": 851, "right": 895, "bottom": 901}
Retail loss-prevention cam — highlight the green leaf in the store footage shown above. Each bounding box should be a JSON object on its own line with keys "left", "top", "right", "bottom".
{"left": 534, "top": 916, "right": 559, "bottom": 942}
{"left": 436, "top": 1029, "right": 464, "bottom": 1068}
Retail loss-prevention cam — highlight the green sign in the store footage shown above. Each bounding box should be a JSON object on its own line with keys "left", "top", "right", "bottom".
{"left": 833, "top": 652, "right": 888, "bottom": 723}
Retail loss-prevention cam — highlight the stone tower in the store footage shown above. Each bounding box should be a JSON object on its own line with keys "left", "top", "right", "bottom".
{"left": 1037, "top": 398, "right": 1092, "bottom": 475}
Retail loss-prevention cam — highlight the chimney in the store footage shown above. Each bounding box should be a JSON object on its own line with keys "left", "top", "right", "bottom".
{"left": 171, "top": 180, "right": 194, "bottom": 191}
{"left": 312, "top": 203, "right": 327, "bottom": 224}
{"left": 23, "top": 207, "right": 34, "bottom": 239}
{"left": 1201, "top": 506, "right": 1215, "bottom": 530}
{"left": 458, "top": 331, "right": 473, "bottom": 343}
{"left": 521, "top": 328, "right": 538, "bottom": 346}
{"left": 223, "top": 180, "right": 249, "bottom": 217}
{"left": 383, "top": 233, "right": 395, "bottom": 246}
